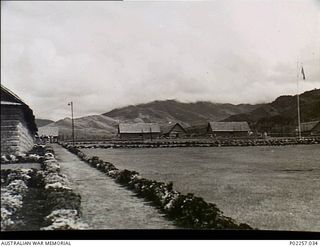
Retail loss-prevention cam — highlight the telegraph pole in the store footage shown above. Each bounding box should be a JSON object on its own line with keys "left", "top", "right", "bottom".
{"left": 68, "top": 101, "right": 75, "bottom": 145}
{"left": 296, "top": 62, "right": 302, "bottom": 140}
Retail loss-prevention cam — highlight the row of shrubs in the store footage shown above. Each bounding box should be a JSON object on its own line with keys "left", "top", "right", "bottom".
{"left": 62, "top": 143, "right": 253, "bottom": 230}
{"left": 0, "top": 145, "right": 54, "bottom": 164}
{"left": 73, "top": 137, "right": 320, "bottom": 149}
{"left": 1, "top": 169, "right": 34, "bottom": 230}
{"left": 1, "top": 145, "right": 87, "bottom": 231}
{"left": 1, "top": 153, "right": 42, "bottom": 164}
{"left": 36, "top": 146, "right": 87, "bottom": 230}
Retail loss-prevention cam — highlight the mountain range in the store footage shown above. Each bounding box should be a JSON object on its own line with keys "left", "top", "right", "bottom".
{"left": 103, "top": 100, "right": 261, "bottom": 126}
{"left": 35, "top": 119, "right": 54, "bottom": 127}
{"left": 38, "top": 89, "right": 320, "bottom": 138}
{"left": 224, "top": 89, "right": 320, "bottom": 134}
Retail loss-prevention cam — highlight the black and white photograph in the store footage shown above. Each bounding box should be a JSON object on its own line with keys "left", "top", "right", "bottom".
{"left": 1, "top": 0, "right": 320, "bottom": 240}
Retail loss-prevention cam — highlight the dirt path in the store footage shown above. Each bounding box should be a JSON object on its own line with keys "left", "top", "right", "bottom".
{"left": 52, "top": 144, "right": 176, "bottom": 229}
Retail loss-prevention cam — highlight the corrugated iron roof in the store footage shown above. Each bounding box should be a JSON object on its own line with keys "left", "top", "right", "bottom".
{"left": 1, "top": 101, "right": 23, "bottom": 106}
{"left": 1, "top": 84, "right": 38, "bottom": 132}
{"left": 208, "top": 121, "right": 250, "bottom": 132}
{"left": 301, "top": 121, "right": 320, "bottom": 132}
{"left": 161, "top": 123, "right": 187, "bottom": 134}
{"left": 38, "top": 126, "right": 59, "bottom": 136}
{"left": 118, "top": 123, "right": 161, "bottom": 133}
{"left": 1, "top": 85, "right": 25, "bottom": 104}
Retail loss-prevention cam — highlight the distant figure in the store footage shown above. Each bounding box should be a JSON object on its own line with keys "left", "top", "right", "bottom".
{"left": 263, "top": 132, "right": 268, "bottom": 139}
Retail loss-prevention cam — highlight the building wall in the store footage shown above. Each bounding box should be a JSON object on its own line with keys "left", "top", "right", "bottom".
{"left": 1, "top": 105, "right": 35, "bottom": 155}
{"left": 37, "top": 126, "right": 59, "bottom": 143}
{"left": 119, "top": 133, "right": 160, "bottom": 140}
{"left": 210, "top": 131, "right": 249, "bottom": 138}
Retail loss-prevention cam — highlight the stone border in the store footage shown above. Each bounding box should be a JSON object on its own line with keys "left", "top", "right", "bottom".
{"left": 1, "top": 153, "right": 42, "bottom": 164}
{"left": 62, "top": 143, "right": 253, "bottom": 230}
{"left": 71, "top": 137, "right": 320, "bottom": 149}
{"left": 1, "top": 145, "right": 87, "bottom": 231}
{"left": 37, "top": 147, "right": 87, "bottom": 230}
{"left": 1, "top": 169, "right": 34, "bottom": 230}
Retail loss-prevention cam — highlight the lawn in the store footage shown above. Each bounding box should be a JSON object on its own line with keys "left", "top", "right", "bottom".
{"left": 81, "top": 144, "right": 320, "bottom": 231}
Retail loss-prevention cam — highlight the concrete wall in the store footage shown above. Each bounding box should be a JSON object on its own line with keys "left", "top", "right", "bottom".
{"left": 1, "top": 105, "right": 35, "bottom": 155}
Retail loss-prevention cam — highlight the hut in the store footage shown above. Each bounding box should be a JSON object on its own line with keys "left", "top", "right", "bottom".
{"left": 38, "top": 126, "right": 59, "bottom": 143}
{"left": 161, "top": 123, "right": 187, "bottom": 138}
{"left": 207, "top": 121, "right": 250, "bottom": 138}
{"left": 1, "top": 85, "right": 37, "bottom": 155}
{"left": 300, "top": 121, "right": 320, "bottom": 136}
{"left": 118, "top": 123, "right": 161, "bottom": 140}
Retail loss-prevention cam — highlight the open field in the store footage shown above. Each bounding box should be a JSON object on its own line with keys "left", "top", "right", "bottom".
{"left": 81, "top": 144, "right": 320, "bottom": 231}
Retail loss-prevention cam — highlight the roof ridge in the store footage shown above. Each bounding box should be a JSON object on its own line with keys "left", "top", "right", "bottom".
{"left": 1, "top": 84, "right": 25, "bottom": 105}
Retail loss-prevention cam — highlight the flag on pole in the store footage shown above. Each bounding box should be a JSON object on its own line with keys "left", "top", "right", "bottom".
{"left": 301, "top": 66, "right": 306, "bottom": 80}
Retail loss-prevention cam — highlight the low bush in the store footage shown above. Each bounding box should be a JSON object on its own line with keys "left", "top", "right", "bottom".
{"left": 62, "top": 143, "right": 253, "bottom": 230}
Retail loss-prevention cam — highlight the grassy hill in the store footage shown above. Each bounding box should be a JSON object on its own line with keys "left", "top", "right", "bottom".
{"left": 48, "top": 89, "right": 319, "bottom": 139}
{"left": 49, "top": 100, "right": 259, "bottom": 139}
{"left": 103, "top": 100, "right": 259, "bottom": 126}
{"left": 46, "top": 115, "right": 119, "bottom": 140}
{"left": 224, "top": 89, "right": 320, "bottom": 134}
{"left": 35, "top": 119, "right": 54, "bottom": 128}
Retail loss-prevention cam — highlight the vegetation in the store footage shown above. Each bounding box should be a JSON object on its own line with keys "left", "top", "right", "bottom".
{"left": 225, "top": 89, "right": 320, "bottom": 135}
{"left": 37, "top": 89, "right": 319, "bottom": 138}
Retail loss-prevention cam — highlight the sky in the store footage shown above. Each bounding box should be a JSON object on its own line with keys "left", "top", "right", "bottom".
{"left": 1, "top": 0, "right": 320, "bottom": 121}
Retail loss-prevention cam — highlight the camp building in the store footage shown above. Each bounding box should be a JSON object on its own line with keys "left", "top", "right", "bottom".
{"left": 118, "top": 123, "right": 161, "bottom": 140}
{"left": 161, "top": 123, "right": 187, "bottom": 138}
{"left": 38, "top": 126, "right": 59, "bottom": 143}
{"left": 1, "top": 85, "right": 37, "bottom": 155}
{"left": 300, "top": 121, "right": 320, "bottom": 136}
{"left": 207, "top": 121, "right": 250, "bottom": 137}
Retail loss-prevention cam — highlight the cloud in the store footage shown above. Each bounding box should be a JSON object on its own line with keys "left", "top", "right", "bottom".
{"left": 1, "top": 0, "right": 319, "bottom": 120}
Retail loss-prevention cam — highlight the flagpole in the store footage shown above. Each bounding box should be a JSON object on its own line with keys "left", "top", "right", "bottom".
{"left": 71, "top": 101, "right": 75, "bottom": 145}
{"left": 68, "top": 101, "right": 75, "bottom": 145}
{"left": 296, "top": 62, "right": 301, "bottom": 139}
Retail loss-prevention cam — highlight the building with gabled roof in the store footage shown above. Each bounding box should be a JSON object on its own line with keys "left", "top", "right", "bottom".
{"left": 118, "top": 123, "right": 161, "bottom": 140}
{"left": 38, "top": 126, "right": 59, "bottom": 143}
{"left": 207, "top": 121, "right": 250, "bottom": 137}
{"left": 161, "top": 123, "right": 188, "bottom": 138}
{"left": 1, "top": 85, "right": 37, "bottom": 155}
{"left": 300, "top": 121, "right": 320, "bottom": 136}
